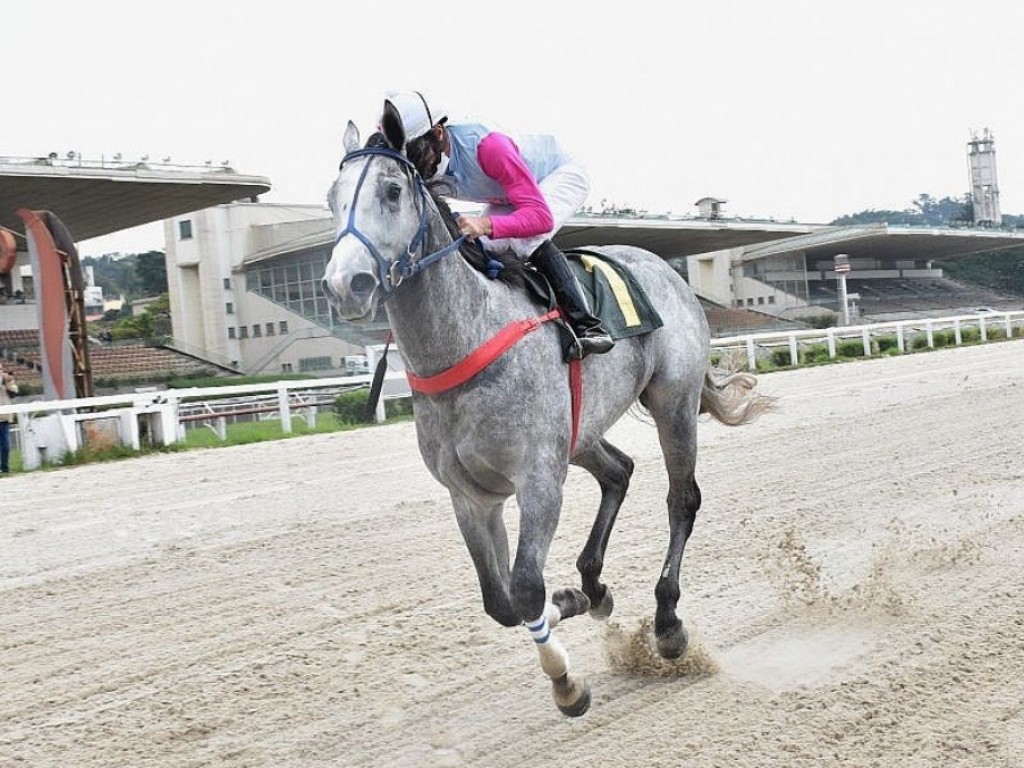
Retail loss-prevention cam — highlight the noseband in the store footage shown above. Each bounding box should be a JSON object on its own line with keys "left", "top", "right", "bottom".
{"left": 334, "top": 146, "right": 465, "bottom": 302}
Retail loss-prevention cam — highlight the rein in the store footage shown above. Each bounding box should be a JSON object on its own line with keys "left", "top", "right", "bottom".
{"left": 334, "top": 146, "right": 466, "bottom": 301}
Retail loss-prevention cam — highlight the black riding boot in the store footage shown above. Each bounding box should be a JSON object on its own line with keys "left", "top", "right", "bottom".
{"left": 530, "top": 240, "right": 614, "bottom": 357}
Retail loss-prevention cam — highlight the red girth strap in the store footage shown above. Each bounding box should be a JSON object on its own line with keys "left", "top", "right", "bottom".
{"left": 405, "top": 308, "right": 583, "bottom": 455}
{"left": 568, "top": 357, "right": 582, "bottom": 454}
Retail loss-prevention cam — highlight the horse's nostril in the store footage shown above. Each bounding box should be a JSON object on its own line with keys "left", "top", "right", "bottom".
{"left": 321, "top": 278, "right": 334, "bottom": 300}
{"left": 350, "top": 273, "right": 376, "bottom": 299}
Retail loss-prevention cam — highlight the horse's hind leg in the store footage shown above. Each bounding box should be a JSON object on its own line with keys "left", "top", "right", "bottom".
{"left": 572, "top": 439, "right": 635, "bottom": 619}
{"left": 643, "top": 389, "right": 702, "bottom": 660}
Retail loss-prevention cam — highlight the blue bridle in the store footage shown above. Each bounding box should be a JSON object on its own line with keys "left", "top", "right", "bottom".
{"left": 333, "top": 145, "right": 467, "bottom": 302}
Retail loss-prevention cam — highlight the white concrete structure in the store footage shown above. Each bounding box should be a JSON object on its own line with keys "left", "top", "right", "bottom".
{"left": 695, "top": 197, "right": 728, "bottom": 220}
{"left": 83, "top": 266, "right": 104, "bottom": 316}
{"left": 164, "top": 201, "right": 372, "bottom": 375}
{"left": 968, "top": 128, "right": 1001, "bottom": 226}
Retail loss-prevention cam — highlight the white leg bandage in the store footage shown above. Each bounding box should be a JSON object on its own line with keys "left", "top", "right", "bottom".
{"left": 524, "top": 614, "right": 551, "bottom": 644}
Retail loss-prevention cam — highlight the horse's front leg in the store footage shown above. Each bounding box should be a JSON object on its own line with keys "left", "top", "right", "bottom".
{"left": 513, "top": 474, "right": 591, "bottom": 717}
{"left": 451, "top": 494, "right": 518, "bottom": 627}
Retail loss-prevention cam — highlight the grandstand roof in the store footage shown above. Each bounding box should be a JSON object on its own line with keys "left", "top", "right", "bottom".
{"left": 240, "top": 212, "right": 822, "bottom": 266}
{"left": 239, "top": 210, "right": 1024, "bottom": 267}
{"left": 0, "top": 156, "right": 271, "bottom": 241}
{"left": 557, "top": 215, "right": 817, "bottom": 256}
{"left": 741, "top": 222, "right": 1024, "bottom": 263}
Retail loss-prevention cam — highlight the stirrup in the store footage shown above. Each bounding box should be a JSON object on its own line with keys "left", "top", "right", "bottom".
{"left": 564, "top": 329, "right": 614, "bottom": 361}
{"left": 578, "top": 333, "right": 615, "bottom": 357}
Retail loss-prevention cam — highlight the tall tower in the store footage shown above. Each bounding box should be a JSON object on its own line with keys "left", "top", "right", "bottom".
{"left": 967, "top": 128, "right": 1001, "bottom": 226}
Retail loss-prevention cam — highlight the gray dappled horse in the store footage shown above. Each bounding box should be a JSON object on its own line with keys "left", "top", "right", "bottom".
{"left": 322, "top": 112, "right": 773, "bottom": 717}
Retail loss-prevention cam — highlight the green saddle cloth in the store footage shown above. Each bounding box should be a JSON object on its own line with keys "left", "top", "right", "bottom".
{"left": 566, "top": 249, "right": 664, "bottom": 340}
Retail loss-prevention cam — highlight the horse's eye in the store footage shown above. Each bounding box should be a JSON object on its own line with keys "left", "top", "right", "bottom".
{"left": 386, "top": 183, "right": 402, "bottom": 202}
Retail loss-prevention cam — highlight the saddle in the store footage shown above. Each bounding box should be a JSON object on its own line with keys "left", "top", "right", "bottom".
{"left": 518, "top": 248, "right": 664, "bottom": 359}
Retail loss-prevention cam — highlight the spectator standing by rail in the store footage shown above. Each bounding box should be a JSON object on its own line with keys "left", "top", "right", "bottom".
{"left": 0, "top": 363, "right": 18, "bottom": 474}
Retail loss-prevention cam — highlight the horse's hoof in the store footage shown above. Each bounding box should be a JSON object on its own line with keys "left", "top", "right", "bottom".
{"left": 656, "top": 622, "right": 689, "bottom": 660}
{"left": 552, "top": 588, "right": 591, "bottom": 621}
{"left": 588, "top": 587, "right": 614, "bottom": 620}
{"left": 552, "top": 674, "right": 591, "bottom": 718}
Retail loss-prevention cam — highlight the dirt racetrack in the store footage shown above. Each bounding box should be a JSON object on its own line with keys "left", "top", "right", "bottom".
{"left": 3, "top": 340, "right": 1024, "bottom": 767}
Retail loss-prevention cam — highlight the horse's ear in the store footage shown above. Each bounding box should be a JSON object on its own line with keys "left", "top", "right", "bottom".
{"left": 381, "top": 99, "right": 406, "bottom": 151}
{"left": 343, "top": 121, "right": 360, "bottom": 154}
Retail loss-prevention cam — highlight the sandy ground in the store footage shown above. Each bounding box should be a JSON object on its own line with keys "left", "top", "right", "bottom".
{"left": 2, "top": 341, "right": 1024, "bottom": 768}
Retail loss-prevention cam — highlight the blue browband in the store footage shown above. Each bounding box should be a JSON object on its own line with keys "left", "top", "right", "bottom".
{"left": 334, "top": 146, "right": 466, "bottom": 301}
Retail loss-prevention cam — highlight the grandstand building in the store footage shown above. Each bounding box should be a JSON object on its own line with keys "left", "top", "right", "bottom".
{"left": 687, "top": 222, "right": 1024, "bottom": 322}
{"left": 162, "top": 199, "right": 1024, "bottom": 375}
{"left": 164, "top": 201, "right": 834, "bottom": 375}
{"left": 5, "top": 148, "right": 1024, "bottom": 388}
{"left": 0, "top": 153, "right": 270, "bottom": 390}
{"left": 163, "top": 201, "right": 375, "bottom": 377}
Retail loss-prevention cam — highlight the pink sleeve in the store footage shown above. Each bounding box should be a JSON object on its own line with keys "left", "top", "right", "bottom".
{"left": 477, "top": 132, "right": 554, "bottom": 240}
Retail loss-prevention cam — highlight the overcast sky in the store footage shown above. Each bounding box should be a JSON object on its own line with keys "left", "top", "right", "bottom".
{"left": 6, "top": 0, "right": 1023, "bottom": 257}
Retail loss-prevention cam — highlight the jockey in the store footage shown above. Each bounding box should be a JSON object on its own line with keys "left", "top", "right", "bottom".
{"left": 382, "top": 91, "right": 614, "bottom": 358}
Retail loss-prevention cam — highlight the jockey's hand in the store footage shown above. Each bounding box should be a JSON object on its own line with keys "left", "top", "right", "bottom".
{"left": 456, "top": 214, "right": 493, "bottom": 241}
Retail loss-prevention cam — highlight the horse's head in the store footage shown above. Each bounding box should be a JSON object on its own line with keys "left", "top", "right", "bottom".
{"left": 322, "top": 106, "right": 429, "bottom": 320}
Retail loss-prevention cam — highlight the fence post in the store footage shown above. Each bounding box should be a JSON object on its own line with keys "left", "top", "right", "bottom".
{"left": 745, "top": 337, "right": 756, "bottom": 371}
{"left": 827, "top": 329, "right": 836, "bottom": 359}
{"left": 953, "top": 319, "right": 962, "bottom": 346}
{"left": 896, "top": 322, "right": 905, "bottom": 353}
{"left": 861, "top": 328, "right": 872, "bottom": 357}
{"left": 1005, "top": 314, "right": 1013, "bottom": 340}
{"left": 979, "top": 317, "right": 988, "bottom": 341}
{"left": 926, "top": 321, "right": 934, "bottom": 348}
{"left": 788, "top": 334, "right": 799, "bottom": 367}
{"left": 277, "top": 384, "right": 293, "bottom": 434}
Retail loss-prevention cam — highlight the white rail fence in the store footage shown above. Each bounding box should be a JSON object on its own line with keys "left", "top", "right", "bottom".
{"left": 711, "top": 310, "right": 1024, "bottom": 370}
{"left": 0, "top": 371, "right": 408, "bottom": 471}
{"left": 2, "top": 310, "right": 1021, "bottom": 471}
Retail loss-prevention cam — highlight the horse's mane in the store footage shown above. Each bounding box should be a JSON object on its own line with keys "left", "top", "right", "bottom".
{"left": 426, "top": 187, "right": 527, "bottom": 289}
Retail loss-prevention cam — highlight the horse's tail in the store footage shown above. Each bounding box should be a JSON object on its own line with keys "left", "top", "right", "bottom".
{"left": 699, "top": 367, "right": 777, "bottom": 426}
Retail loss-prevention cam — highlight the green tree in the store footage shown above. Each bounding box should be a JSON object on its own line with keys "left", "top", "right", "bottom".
{"left": 831, "top": 208, "right": 923, "bottom": 226}
{"left": 108, "top": 293, "right": 172, "bottom": 340}
{"left": 146, "top": 294, "right": 172, "bottom": 336}
{"left": 136, "top": 251, "right": 168, "bottom": 296}
{"left": 912, "top": 194, "right": 972, "bottom": 226}
{"left": 833, "top": 193, "right": 976, "bottom": 228}
{"left": 81, "top": 251, "right": 167, "bottom": 300}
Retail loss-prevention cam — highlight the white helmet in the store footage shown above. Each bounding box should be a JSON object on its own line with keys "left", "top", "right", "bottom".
{"left": 383, "top": 90, "right": 447, "bottom": 142}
